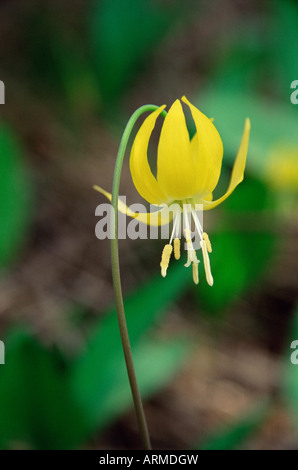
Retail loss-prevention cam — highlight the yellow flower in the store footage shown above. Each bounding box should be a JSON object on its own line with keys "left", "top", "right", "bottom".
{"left": 95, "top": 96, "right": 250, "bottom": 286}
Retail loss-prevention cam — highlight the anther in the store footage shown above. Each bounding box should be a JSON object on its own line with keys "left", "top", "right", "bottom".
{"left": 200, "top": 240, "right": 214, "bottom": 286}
{"left": 192, "top": 262, "right": 199, "bottom": 285}
{"left": 174, "top": 238, "right": 181, "bottom": 260}
{"left": 202, "top": 232, "right": 212, "bottom": 253}
{"left": 160, "top": 244, "right": 173, "bottom": 277}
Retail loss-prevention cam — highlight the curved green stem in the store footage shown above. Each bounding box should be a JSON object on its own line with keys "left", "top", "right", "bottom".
{"left": 111, "top": 105, "right": 167, "bottom": 450}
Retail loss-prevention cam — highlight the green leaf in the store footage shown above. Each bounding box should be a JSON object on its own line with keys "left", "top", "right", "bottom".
{"left": 197, "top": 400, "right": 269, "bottom": 450}
{"left": 88, "top": 337, "right": 191, "bottom": 429}
{"left": 0, "top": 330, "right": 88, "bottom": 450}
{"left": 70, "top": 261, "right": 191, "bottom": 429}
{"left": 0, "top": 125, "right": 32, "bottom": 268}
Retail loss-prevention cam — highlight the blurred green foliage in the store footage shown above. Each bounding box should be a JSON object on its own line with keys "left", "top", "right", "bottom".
{"left": 211, "top": 0, "right": 298, "bottom": 101}
{"left": 197, "top": 399, "right": 270, "bottom": 450}
{"left": 283, "top": 305, "right": 298, "bottom": 432}
{"left": 191, "top": 82, "right": 298, "bottom": 312}
{"left": 71, "top": 261, "right": 191, "bottom": 431}
{"left": 24, "top": 0, "right": 195, "bottom": 116}
{"left": 25, "top": 8, "right": 100, "bottom": 117}
{"left": 194, "top": 176, "right": 277, "bottom": 313}
{"left": 0, "top": 0, "right": 297, "bottom": 450}
{"left": 0, "top": 125, "right": 32, "bottom": 269}
{"left": 0, "top": 263, "right": 191, "bottom": 449}
{"left": 271, "top": 0, "right": 298, "bottom": 101}
{"left": 89, "top": 0, "right": 185, "bottom": 106}
{"left": 0, "top": 330, "right": 88, "bottom": 450}
{"left": 196, "top": 89, "right": 298, "bottom": 176}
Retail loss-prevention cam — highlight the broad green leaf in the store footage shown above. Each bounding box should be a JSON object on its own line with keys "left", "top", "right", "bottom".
{"left": 0, "top": 125, "right": 32, "bottom": 268}
{"left": 87, "top": 337, "right": 191, "bottom": 430}
{"left": 197, "top": 400, "right": 269, "bottom": 450}
{"left": 0, "top": 330, "right": 88, "bottom": 450}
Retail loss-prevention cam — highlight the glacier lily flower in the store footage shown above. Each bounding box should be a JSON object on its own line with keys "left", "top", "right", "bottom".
{"left": 95, "top": 96, "right": 250, "bottom": 286}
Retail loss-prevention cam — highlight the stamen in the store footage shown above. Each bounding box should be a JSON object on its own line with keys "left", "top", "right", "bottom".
{"left": 169, "top": 211, "right": 180, "bottom": 244}
{"left": 203, "top": 232, "right": 212, "bottom": 253}
{"left": 190, "top": 207, "right": 203, "bottom": 242}
{"left": 200, "top": 240, "right": 214, "bottom": 286}
{"left": 192, "top": 262, "right": 199, "bottom": 285}
{"left": 174, "top": 238, "right": 181, "bottom": 260}
{"left": 184, "top": 228, "right": 193, "bottom": 251}
{"left": 160, "top": 244, "right": 173, "bottom": 277}
{"left": 183, "top": 204, "right": 199, "bottom": 267}
{"left": 184, "top": 228, "right": 198, "bottom": 267}
{"left": 175, "top": 212, "right": 181, "bottom": 238}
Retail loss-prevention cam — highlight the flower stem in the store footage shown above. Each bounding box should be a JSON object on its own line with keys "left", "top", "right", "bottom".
{"left": 110, "top": 105, "right": 167, "bottom": 450}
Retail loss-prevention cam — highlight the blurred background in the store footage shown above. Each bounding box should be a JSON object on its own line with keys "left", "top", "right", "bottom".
{"left": 0, "top": 0, "right": 297, "bottom": 450}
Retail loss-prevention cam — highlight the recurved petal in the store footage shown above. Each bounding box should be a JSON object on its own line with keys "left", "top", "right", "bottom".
{"left": 130, "top": 106, "right": 168, "bottom": 205}
{"left": 93, "top": 185, "right": 172, "bottom": 226}
{"left": 157, "top": 99, "right": 197, "bottom": 200}
{"left": 182, "top": 96, "right": 223, "bottom": 196}
{"left": 202, "top": 118, "right": 251, "bottom": 210}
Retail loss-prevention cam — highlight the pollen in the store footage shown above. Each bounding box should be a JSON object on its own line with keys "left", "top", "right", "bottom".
{"left": 192, "top": 262, "right": 199, "bottom": 284}
{"left": 160, "top": 243, "right": 173, "bottom": 277}
{"left": 174, "top": 238, "right": 181, "bottom": 260}
{"left": 202, "top": 232, "right": 212, "bottom": 253}
{"left": 200, "top": 240, "right": 214, "bottom": 286}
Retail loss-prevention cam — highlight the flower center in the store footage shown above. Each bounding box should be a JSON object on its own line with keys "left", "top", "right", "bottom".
{"left": 159, "top": 203, "right": 214, "bottom": 286}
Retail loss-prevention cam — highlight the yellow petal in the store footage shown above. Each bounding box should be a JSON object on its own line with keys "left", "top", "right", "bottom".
{"left": 93, "top": 185, "right": 172, "bottom": 226}
{"left": 192, "top": 192, "right": 213, "bottom": 208}
{"left": 202, "top": 118, "right": 251, "bottom": 210}
{"left": 182, "top": 96, "right": 224, "bottom": 197}
{"left": 189, "top": 132, "right": 210, "bottom": 196}
{"left": 130, "top": 105, "right": 168, "bottom": 205}
{"left": 157, "top": 99, "right": 197, "bottom": 200}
